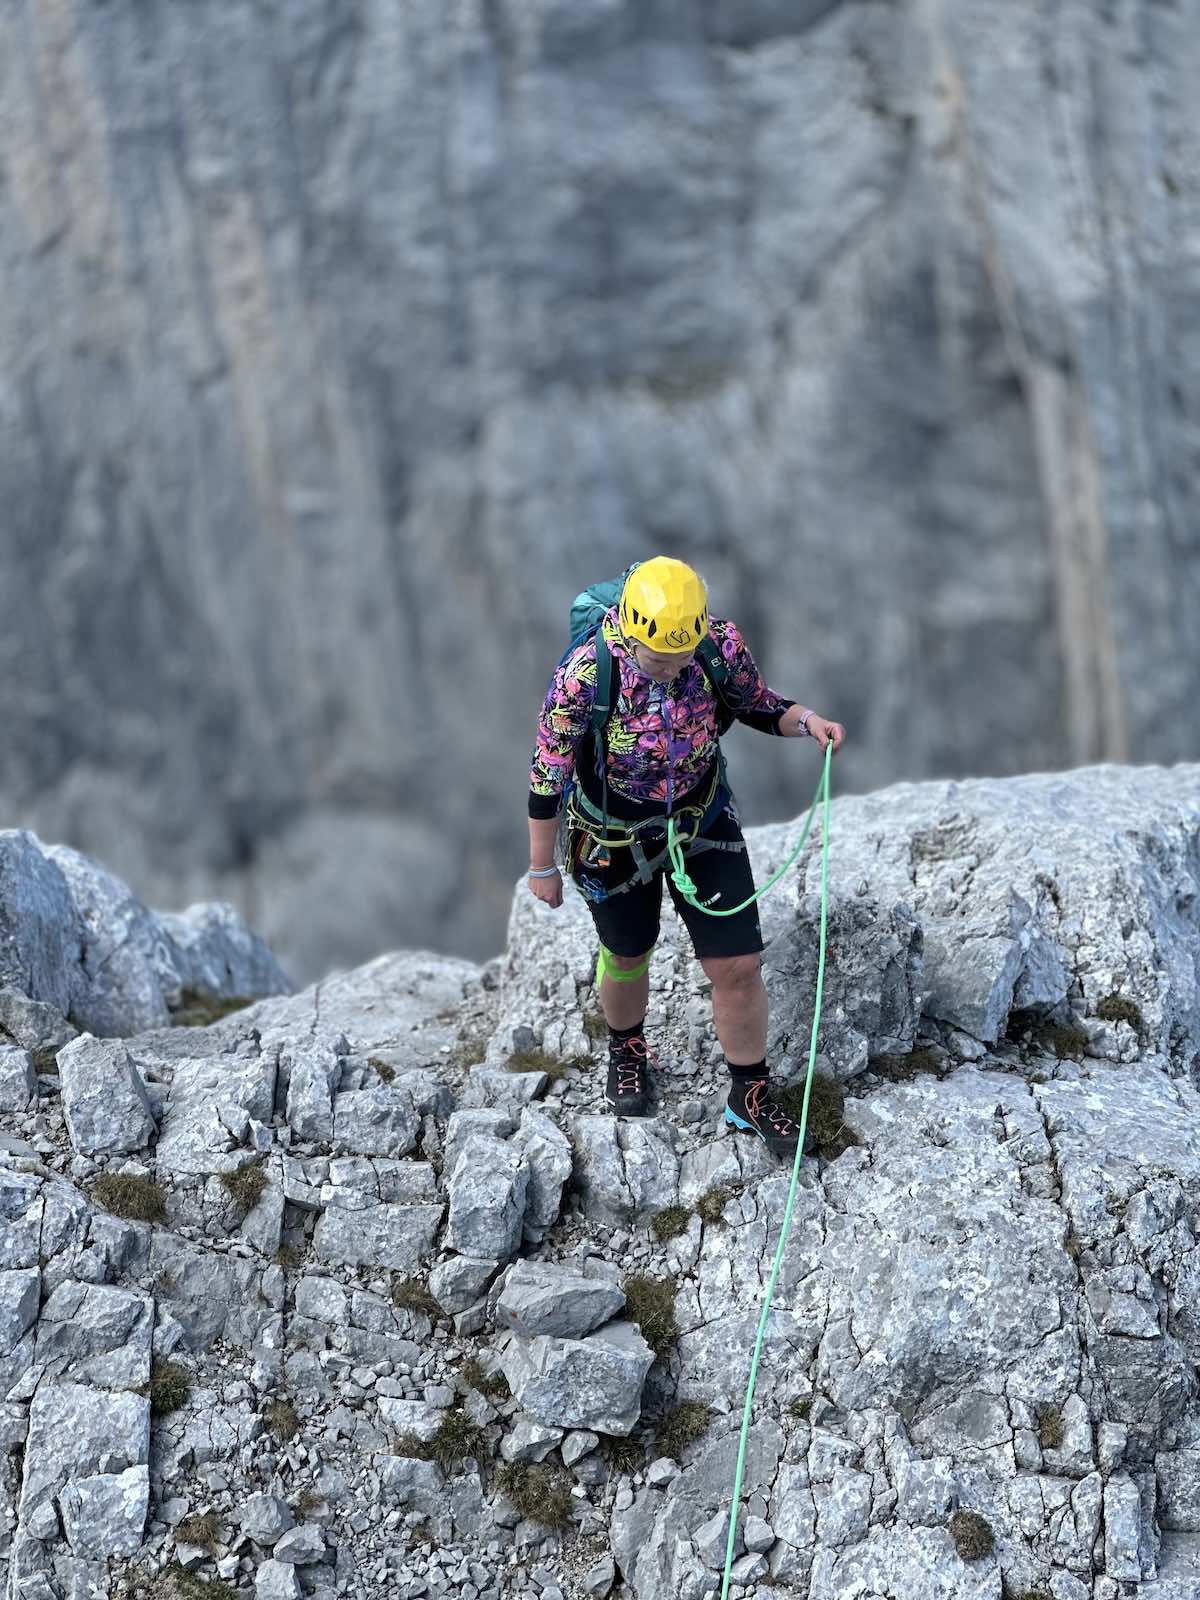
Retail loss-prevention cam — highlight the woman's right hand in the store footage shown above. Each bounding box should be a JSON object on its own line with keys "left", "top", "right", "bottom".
{"left": 527, "top": 868, "right": 564, "bottom": 908}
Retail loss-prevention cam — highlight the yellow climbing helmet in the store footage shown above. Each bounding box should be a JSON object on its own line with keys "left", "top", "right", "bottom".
{"left": 619, "top": 557, "right": 709, "bottom": 654}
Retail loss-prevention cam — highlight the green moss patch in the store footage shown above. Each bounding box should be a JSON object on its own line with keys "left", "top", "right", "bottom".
{"left": 623, "top": 1277, "right": 678, "bottom": 1362}
{"left": 651, "top": 1205, "right": 690, "bottom": 1242}
{"left": 788, "top": 1396, "right": 813, "bottom": 1422}
{"left": 369, "top": 1057, "right": 397, "bottom": 1083}
{"left": 93, "top": 1174, "right": 166, "bottom": 1224}
{"left": 495, "top": 1462, "right": 574, "bottom": 1528}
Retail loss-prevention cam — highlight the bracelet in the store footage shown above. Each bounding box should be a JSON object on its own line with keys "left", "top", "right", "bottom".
{"left": 527, "top": 865, "right": 560, "bottom": 878}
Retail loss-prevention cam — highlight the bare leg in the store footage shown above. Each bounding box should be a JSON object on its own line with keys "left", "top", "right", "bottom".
{"left": 700, "top": 953, "right": 768, "bottom": 1065}
{"left": 600, "top": 949, "right": 654, "bottom": 1032}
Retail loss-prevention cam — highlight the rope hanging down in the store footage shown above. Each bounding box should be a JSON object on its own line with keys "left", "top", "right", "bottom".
{"left": 716, "top": 740, "right": 833, "bottom": 1600}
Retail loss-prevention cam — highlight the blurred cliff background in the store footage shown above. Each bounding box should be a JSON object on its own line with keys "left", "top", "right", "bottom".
{"left": 1, "top": 0, "right": 1196, "bottom": 985}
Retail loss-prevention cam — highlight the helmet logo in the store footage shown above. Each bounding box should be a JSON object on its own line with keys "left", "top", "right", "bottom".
{"left": 666, "top": 627, "right": 692, "bottom": 649}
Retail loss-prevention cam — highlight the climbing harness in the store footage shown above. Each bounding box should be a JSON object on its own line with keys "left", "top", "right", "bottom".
{"left": 569, "top": 760, "right": 741, "bottom": 922}
{"left": 719, "top": 739, "right": 833, "bottom": 1600}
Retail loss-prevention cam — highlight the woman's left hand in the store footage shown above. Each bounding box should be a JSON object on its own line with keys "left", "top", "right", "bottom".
{"left": 807, "top": 716, "right": 845, "bottom": 754}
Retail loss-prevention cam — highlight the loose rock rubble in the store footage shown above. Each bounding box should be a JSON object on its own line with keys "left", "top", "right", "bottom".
{"left": 3, "top": 764, "right": 1200, "bottom": 1600}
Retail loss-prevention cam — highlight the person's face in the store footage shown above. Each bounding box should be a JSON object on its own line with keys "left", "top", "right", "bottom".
{"left": 631, "top": 641, "right": 696, "bottom": 683}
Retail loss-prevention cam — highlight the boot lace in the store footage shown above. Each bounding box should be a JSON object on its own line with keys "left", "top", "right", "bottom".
{"left": 611, "top": 1035, "right": 655, "bottom": 1096}
{"left": 745, "top": 1079, "right": 799, "bottom": 1137}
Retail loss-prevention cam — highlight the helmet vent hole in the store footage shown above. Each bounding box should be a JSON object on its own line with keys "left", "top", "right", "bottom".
{"left": 647, "top": 619, "right": 656, "bottom": 638}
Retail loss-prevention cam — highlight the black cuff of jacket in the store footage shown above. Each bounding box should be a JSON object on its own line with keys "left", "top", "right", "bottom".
{"left": 734, "top": 699, "right": 796, "bottom": 735}
{"left": 528, "top": 792, "right": 562, "bottom": 820}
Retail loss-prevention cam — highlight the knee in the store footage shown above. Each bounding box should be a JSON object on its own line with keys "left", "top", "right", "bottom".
{"left": 703, "top": 953, "right": 762, "bottom": 994}
{"left": 608, "top": 948, "right": 653, "bottom": 971}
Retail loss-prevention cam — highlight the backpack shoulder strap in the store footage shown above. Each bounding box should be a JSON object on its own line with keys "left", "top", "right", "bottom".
{"left": 591, "top": 628, "right": 615, "bottom": 741}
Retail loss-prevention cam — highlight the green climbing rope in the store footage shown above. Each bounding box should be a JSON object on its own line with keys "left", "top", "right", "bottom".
{"left": 665, "top": 745, "right": 828, "bottom": 917}
{"left": 718, "top": 740, "right": 833, "bottom": 1600}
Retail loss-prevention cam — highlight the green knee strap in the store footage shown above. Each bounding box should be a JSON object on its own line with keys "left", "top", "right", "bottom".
{"left": 596, "top": 945, "right": 652, "bottom": 986}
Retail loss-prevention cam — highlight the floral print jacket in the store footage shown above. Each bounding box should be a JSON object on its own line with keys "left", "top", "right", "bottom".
{"left": 529, "top": 609, "right": 809, "bottom": 818}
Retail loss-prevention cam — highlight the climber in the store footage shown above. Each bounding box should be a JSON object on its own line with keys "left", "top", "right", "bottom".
{"left": 525, "top": 556, "right": 845, "bottom": 1159}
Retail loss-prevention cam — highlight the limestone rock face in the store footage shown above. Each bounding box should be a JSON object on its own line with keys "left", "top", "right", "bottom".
{"left": 2, "top": 764, "right": 1200, "bottom": 1600}
{"left": 1, "top": 2, "right": 1196, "bottom": 980}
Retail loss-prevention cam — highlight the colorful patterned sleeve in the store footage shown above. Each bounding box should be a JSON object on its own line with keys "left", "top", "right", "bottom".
{"left": 711, "top": 617, "right": 809, "bottom": 735}
{"left": 528, "top": 641, "right": 599, "bottom": 817}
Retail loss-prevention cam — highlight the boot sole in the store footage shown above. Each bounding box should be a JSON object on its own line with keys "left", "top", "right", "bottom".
{"left": 606, "top": 1096, "right": 652, "bottom": 1117}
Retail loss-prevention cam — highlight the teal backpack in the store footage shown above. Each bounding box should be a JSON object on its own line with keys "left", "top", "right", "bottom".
{"left": 566, "top": 564, "right": 735, "bottom": 750}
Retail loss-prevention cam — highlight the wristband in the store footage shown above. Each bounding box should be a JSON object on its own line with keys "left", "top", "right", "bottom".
{"left": 527, "top": 865, "right": 560, "bottom": 878}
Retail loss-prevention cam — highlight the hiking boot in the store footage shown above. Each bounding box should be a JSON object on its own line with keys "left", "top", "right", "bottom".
{"left": 724, "top": 1078, "right": 814, "bottom": 1161}
{"left": 606, "top": 1034, "right": 655, "bottom": 1117}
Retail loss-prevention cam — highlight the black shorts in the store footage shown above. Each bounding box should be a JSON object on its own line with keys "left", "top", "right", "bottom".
{"left": 571, "top": 795, "right": 764, "bottom": 962}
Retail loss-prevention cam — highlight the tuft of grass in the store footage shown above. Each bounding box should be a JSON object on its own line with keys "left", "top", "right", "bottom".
{"left": 582, "top": 1010, "right": 608, "bottom": 1043}
{"left": 291, "top": 1487, "right": 323, "bottom": 1518}
{"left": 1017, "top": 1592, "right": 1052, "bottom": 1600}
{"left": 869, "top": 1048, "right": 949, "bottom": 1083}
{"left": 274, "top": 1243, "right": 303, "bottom": 1270}
{"left": 603, "top": 1435, "right": 643, "bottom": 1476}
{"left": 623, "top": 1277, "right": 678, "bottom": 1362}
{"left": 1096, "top": 994, "right": 1143, "bottom": 1033}
{"left": 505, "top": 1048, "right": 569, "bottom": 1082}
{"left": 653, "top": 1402, "right": 714, "bottom": 1460}
{"left": 695, "top": 1187, "right": 732, "bottom": 1226}
{"left": 1036, "top": 1403, "right": 1065, "bottom": 1450}
{"left": 171, "top": 992, "right": 255, "bottom": 1029}
{"left": 948, "top": 1509, "right": 995, "bottom": 1561}
{"left": 495, "top": 1462, "right": 574, "bottom": 1529}
{"left": 651, "top": 1205, "right": 690, "bottom": 1243}
{"left": 264, "top": 1399, "right": 301, "bottom": 1440}
{"left": 220, "top": 1160, "right": 267, "bottom": 1214}
{"left": 774, "top": 1074, "right": 860, "bottom": 1159}
{"left": 396, "top": 1406, "right": 487, "bottom": 1470}
{"left": 1037, "top": 1019, "right": 1088, "bottom": 1062}
{"left": 392, "top": 1277, "right": 440, "bottom": 1317}
{"left": 93, "top": 1174, "right": 166, "bottom": 1224}
{"left": 369, "top": 1056, "right": 396, "bottom": 1083}
{"left": 461, "top": 1356, "right": 510, "bottom": 1401}
{"left": 147, "top": 1359, "right": 192, "bottom": 1417}
{"left": 163, "top": 1564, "right": 235, "bottom": 1600}
{"left": 788, "top": 1396, "right": 813, "bottom": 1422}
{"left": 176, "top": 1512, "right": 220, "bottom": 1550}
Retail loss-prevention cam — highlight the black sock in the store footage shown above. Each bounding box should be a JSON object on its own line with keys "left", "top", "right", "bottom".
{"left": 727, "top": 1059, "right": 766, "bottom": 1103}
{"left": 609, "top": 1019, "right": 646, "bottom": 1048}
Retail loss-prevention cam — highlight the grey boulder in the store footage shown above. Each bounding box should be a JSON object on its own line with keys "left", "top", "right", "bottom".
{"left": 498, "top": 1319, "right": 655, "bottom": 1437}
{"left": 56, "top": 1034, "right": 157, "bottom": 1155}
{"left": 496, "top": 1260, "right": 625, "bottom": 1341}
